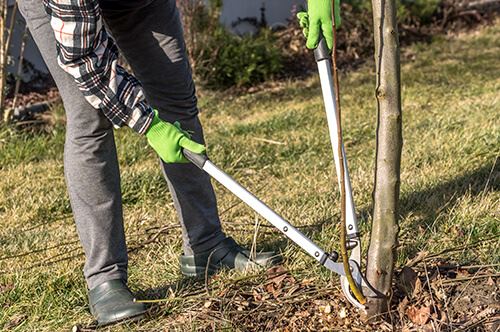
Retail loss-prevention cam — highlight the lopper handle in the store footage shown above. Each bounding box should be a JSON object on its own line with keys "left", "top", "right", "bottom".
{"left": 182, "top": 148, "right": 208, "bottom": 169}
{"left": 314, "top": 37, "right": 331, "bottom": 62}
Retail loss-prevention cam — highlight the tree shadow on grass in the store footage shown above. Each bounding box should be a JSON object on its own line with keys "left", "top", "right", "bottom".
{"left": 245, "top": 216, "right": 336, "bottom": 258}
{"left": 134, "top": 160, "right": 498, "bottom": 307}
{"left": 259, "top": 159, "right": 498, "bottom": 262}
{"left": 394, "top": 160, "right": 499, "bottom": 261}
{"left": 399, "top": 160, "right": 498, "bottom": 228}
{"left": 135, "top": 277, "right": 205, "bottom": 302}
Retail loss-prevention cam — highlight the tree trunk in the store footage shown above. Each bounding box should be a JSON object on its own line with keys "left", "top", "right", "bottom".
{"left": 4, "top": 25, "right": 27, "bottom": 123}
{"left": 0, "top": 1, "right": 17, "bottom": 121}
{"left": 0, "top": 0, "right": 7, "bottom": 118}
{"left": 366, "top": 0, "right": 403, "bottom": 317}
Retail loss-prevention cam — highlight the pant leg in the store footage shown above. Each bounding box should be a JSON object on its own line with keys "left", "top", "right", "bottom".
{"left": 18, "top": 0, "right": 128, "bottom": 289}
{"left": 100, "top": 0, "right": 226, "bottom": 255}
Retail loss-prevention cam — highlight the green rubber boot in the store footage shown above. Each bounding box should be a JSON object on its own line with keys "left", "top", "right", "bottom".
{"left": 88, "top": 279, "right": 147, "bottom": 326}
{"left": 180, "top": 237, "right": 282, "bottom": 278}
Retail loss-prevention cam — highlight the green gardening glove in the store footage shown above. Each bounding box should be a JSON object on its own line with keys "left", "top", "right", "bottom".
{"left": 145, "top": 110, "right": 206, "bottom": 163}
{"left": 297, "top": 0, "right": 341, "bottom": 51}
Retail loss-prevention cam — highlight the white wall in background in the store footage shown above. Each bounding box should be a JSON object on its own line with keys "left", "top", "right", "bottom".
{"left": 220, "top": 0, "right": 303, "bottom": 34}
{"left": 11, "top": 0, "right": 307, "bottom": 79}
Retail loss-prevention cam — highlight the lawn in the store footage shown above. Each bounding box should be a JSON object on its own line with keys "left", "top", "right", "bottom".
{"left": 0, "top": 22, "right": 498, "bottom": 331}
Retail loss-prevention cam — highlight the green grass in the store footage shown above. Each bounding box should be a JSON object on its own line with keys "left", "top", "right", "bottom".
{"left": 0, "top": 23, "right": 499, "bottom": 331}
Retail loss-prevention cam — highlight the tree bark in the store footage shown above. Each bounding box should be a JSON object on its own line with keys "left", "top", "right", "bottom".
{"left": 0, "top": 0, "right": 7, "bottom": 118}
{"left": 366, "top": 0, "right": 403, "bottom": 317}
{"left": 0, "top": 1, "right": 17, "bottom": 120}
{"left": 4, "top": 25, "right": 27, "bottom": 123}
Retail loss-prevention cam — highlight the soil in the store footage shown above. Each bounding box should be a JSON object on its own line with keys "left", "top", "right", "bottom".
{"left": 134, "top": 262, "right": 499, "bottom": 331}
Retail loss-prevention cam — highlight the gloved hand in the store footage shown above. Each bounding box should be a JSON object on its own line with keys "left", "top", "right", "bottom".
{"left": 146, "top": 110, "right": 206, "bottom": 163}
{"left": 297, "top": 0, "right": 341, "bottom": 51}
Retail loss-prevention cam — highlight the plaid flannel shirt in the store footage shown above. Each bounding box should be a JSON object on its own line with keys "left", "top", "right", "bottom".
{"left": 43, "top": 0, "right": 154, "bottom": 134}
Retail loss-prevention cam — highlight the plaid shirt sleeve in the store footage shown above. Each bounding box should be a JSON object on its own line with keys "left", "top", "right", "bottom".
{"left": 43, "top": 0, "right": 154, "bottom": 134}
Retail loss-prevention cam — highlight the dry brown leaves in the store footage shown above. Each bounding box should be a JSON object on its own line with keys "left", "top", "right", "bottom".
{"left": 395, "top": 261, "right": 499, "bottom": 332}
{"left": 139, "top": 259, "right": 499, "bottom": 331}
{"left": 263, "top": 265, "right": 297, "bottom": 299}
{"left": 406, "top": 304, "right": 431, "bottom": 325}
{"left": 5, "top": 87, "right": 59, "bottom": 110}
{"left": 4, "top": 314, "right": 27, "bottom": 330}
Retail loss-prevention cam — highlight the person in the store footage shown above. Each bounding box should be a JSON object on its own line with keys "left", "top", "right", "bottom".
{"left": 17, "top": 0, "right": 334, "bottom": 326}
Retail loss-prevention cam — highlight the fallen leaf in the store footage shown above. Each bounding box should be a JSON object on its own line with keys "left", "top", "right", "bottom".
{"left": 301, "top": 277, "right": 316, "bottom": 286}
{"left": 265, "top": 283, "right": 282, "bottom": 298}
{"left": 398, "top": 297, "right": 410, "bottom": 317}
{"left": 268, "top": 273, "right": 287, "bottom": 287}
{"left": 338, "top": 307, "right": 347, "bottom": 319}
{"left": 399, "top": 266, "right": 418, "bottom": 296}
{"left": 217, "top": 287, "right": 228, "bottom": 297}
{"left": 314, "top": 300, "right": 326, "bottom": 306}
{"left": 253, "top": 289, "right": 262, "bottom": 301}
{"left": 5, "top": 314, "right": 26, "bottom": 329}
{"left": 406, "top": 305, "right": 431, "bottom": 325}
{"left": 461, "top": 295, "right": 472, "bottom": 304}
{"left": 457, "top": 268, "right": 470, "bottom": 277}
{"left": 440, "top": 310, "right": 449, "bottom": 324}
{"left": 265, "top": 283, "right": 274, "bottom": 293}
{"left": 0, "top": 283, "right": 14, "bottom": 294}
{"left": 433, "top": 287, "right": 447, "bottom": 301}
{"left": 407, "top": 251, "right": 429, "bottom": 266}
{"left": 266, "top": 265, "right": 291, "bottom": 290}
{"left": 412, "top": 278, "right": 423, "bottom": 299}
{"left": 266, "top": 265, "right": 287, "bottom": 278}
{"left": 295, "top": 310, "right": 310, "bottom": 318}
{"left": 422, "top": 324, "right": 434, "bottom": 332}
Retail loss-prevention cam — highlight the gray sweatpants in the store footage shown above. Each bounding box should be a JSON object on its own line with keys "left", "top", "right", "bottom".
{"left": 18, "top": 0, "right": 227, "bottom": 289}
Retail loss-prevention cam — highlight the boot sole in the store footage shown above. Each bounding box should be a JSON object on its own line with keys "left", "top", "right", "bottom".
{"left": 97, "top": 310, "right": 147, "bottom": 327}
